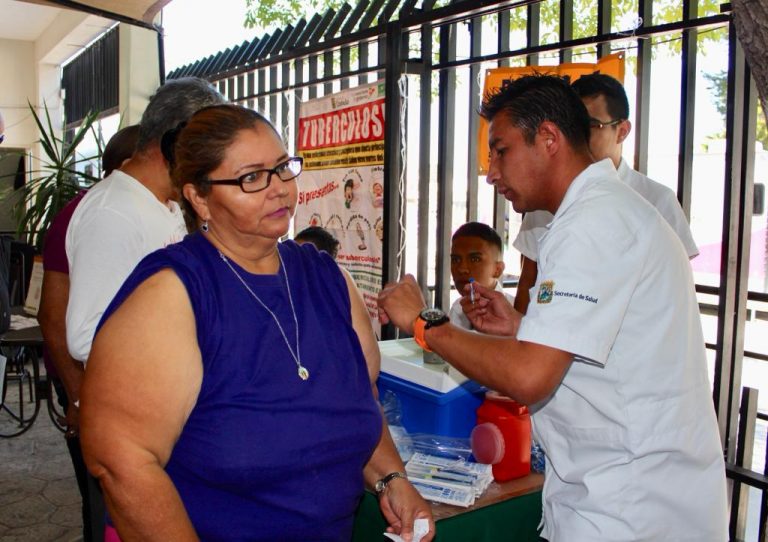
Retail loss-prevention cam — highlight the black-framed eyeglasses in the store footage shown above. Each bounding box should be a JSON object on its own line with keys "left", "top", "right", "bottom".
{"left": 589, "top": 117, "right": 624, "bottom": 130}
{"left": 204, "top": 156, "right": 303, "bottom": 193}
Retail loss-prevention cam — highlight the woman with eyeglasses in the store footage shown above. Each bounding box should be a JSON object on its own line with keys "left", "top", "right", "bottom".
{"left": 80, "top": 104, "right": 434, "bottom": 542}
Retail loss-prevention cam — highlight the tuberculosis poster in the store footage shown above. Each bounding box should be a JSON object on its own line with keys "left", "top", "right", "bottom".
{"left": 478, "top": 53, "right": 625, "bottom": 174}
{"left": 295, "top": 81, "right": 385, "bottom": 332}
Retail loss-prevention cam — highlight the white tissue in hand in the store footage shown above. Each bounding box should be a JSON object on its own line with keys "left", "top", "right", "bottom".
{"left": 383, "top": 518, "right": 430, "bottom": 542}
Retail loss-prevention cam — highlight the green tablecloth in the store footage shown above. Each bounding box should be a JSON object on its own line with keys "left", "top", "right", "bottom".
{"left": 352, "top": 489, "right": 542, "bottom": 542}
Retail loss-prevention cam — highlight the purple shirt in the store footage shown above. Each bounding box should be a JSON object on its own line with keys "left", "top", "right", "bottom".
{"left": 41, "top": 191, "right": 86, "bottom": 375}
{"left": 99, "top": 234, "right": 382, "bottom": 541}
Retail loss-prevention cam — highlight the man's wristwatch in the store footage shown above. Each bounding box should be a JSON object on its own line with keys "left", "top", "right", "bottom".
{"left": 413, "top": 307, "right": 450, "bottom": 352}
{"left": 375, "top": 471, "right": 408, "bottom": 495}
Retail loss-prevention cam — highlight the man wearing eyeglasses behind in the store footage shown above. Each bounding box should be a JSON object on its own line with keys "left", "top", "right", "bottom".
{"left": 65, "top": 77, "right": 226, "bottom": 369}
{"left": 513, "top": 73, "right": 698, "bottom": 313}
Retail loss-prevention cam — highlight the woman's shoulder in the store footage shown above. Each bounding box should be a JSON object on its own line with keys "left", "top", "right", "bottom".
{"left": 122, "top": 234, "right": 208, "bottom": 290}
{"left": 141, "top": 233, "right": 205, "bottom": 264}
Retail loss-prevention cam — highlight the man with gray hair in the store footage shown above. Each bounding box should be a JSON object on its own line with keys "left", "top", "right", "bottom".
{"left": 64, "top": 77, "right": 224, "bottom": 541}
{"left": 66, "top": 77, "right": 226, "bottom": 365}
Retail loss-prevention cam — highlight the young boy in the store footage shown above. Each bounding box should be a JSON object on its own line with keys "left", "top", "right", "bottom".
{"left": 449, "top": 222, "right": 515, "bottom": 330}
{"left": 294, "top": 226, "right": 340, "bottom": 259}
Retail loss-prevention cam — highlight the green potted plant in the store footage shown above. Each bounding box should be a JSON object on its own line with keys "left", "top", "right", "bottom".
{"left": 11, "top": 102, "right": 101, "bottom": 250}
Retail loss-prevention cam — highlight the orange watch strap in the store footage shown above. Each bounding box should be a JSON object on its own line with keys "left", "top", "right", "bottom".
{"left": 413, "top": 316, "right": 432, "bottom": 352}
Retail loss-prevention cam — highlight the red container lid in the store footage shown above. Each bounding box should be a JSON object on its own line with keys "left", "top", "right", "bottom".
{"left": 471, "top": 422, "right": 506, "bottom": 465}
{"left": 483, "top": 390, "right": 529, "bottom": 415}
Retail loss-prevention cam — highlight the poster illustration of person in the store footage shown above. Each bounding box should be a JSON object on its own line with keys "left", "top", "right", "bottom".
{"left": 343, "top": 169, "right": 363, "bottom": 209}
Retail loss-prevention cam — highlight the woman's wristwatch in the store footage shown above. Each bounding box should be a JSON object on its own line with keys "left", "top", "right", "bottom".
{"left": 413, "top": 307, "right": 449, "bottom": 352}
{"left": 375, "top": 471, "right": 408, "bottom": 495}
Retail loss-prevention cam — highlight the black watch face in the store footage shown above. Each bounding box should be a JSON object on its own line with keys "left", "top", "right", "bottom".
{"left": 420, "top": 307, "right": 446, "bottom": 323}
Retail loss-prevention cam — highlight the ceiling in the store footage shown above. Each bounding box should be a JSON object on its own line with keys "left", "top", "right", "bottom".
{"left": 0, "top": 1, "right": 61, "bottom": 41}
{"left": 0, "top": 0, "right": 172, "bottom": 42}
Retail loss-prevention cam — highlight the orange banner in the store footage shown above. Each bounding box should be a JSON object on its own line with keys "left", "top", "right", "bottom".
{"left": 478, "top": 53, "right": 625, "bottom": 174}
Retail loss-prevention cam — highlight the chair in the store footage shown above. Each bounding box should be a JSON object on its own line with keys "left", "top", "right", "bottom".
{"left": 0, "top": 324, "right": 43, "bottom": 437}
{"left": 8, "top": 240, "right": 35, "bottom": 307}
{"left": 0, "top": 239, "right": 47, "bottom": 437}
{"left": 0, "top": 236, "right": 10, "bottom": 334}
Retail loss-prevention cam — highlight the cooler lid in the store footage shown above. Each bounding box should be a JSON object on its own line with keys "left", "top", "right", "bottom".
{"left": 379, "top": 338, "right": 471, "bottom": 393}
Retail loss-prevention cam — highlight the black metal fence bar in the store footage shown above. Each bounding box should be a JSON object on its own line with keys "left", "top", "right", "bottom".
{"left": 493, "top": 11, "right": 511, "bottom": 235}
{"left": 282, "top": 60, "right": 292, "bottom": 150}
{"left": 526, "top": 2, "right": 540, "bottom": 66}
{"left": 730, "top": 387, "right": 759, "bottom": 540}
{"left": 383, "top": 23, "right": 406, "bottom": 320}
{"left": 714, "top": 25, "right": 749, "bottom": 459}
{"left": 466, "top": 15, "right": 482, "bottom": 224}
{"left": 434, "top": 21, "right": 457, "bottom": 312}
{"left": 596, "top": 0, "right": 611, "bottom": 58}
{"left": 416, "top": 22, "right": 433, "bottom": 298}
{"left": 559, "top": 0, "right": 573, "bottom": 64}
{"left": 634, "top": 0, "right": 652, "bottom": 174}
{"left": 269, "top": 64, "right": 279, "bottom": 126}
{"left": 677, "top": 0, "right": 697, "bottom": 221}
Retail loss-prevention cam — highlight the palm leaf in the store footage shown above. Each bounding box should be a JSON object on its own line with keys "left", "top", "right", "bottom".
{"left": 28, "top": 101, "right": 59, "bottom": 166}
{"left": 6, "top": 101, "right": 101, "bottom": 249}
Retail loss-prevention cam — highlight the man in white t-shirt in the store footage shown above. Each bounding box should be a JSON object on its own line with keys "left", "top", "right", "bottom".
{"left": 66, "top": 77, "right": 226, "bottom": 364}
{"left": 448, "top": 222, "right": 514, "bottom": 330}
{"left": 378, "top": 75, "right": 727, "bottom": 541}
{"left": 514, "top": 73, "right": 698, "bottom": 313}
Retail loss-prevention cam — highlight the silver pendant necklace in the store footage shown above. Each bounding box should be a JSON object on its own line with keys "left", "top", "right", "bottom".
{"left": 219, "top": 248, "right": 310, "bottom": 381}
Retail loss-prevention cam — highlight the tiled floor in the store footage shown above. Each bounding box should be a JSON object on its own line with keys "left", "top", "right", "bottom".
{"left": 0, "top": 376, "right": 83, "bottom": 541}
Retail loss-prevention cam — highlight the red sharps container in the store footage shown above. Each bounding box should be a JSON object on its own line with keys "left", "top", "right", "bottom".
{"left": 470, "top": 390, "right": 531, "bottom": 482}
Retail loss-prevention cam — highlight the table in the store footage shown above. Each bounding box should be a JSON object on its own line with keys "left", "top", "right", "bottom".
{"left": 0, "top": 318, "right": 63, "bottom": 437}
{"left": 352, "top": 473, "right": 543, "bottom": 541}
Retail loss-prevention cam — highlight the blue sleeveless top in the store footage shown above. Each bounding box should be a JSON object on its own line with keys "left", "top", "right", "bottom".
{"left": 100, "top": 232, "right": 382, "bottom": 541}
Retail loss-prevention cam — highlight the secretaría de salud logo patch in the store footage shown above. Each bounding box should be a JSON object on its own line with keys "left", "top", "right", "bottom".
{"left": 537, "top": 280, "right": 554, "bottom": 304}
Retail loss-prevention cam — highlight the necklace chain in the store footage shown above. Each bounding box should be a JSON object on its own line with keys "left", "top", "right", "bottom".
{"left": 219, "top": 248, "right": 310, "bottom": 381}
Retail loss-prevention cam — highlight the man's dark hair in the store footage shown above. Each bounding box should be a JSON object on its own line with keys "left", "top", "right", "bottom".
{"left": 102, "top": 124, "right": 140, "bottom": 177}
{"left": 136, "top": 77, "right": 226, "bottom": 152}
{"left": 571, "top": 73, "right": 629, "bottom": 121}
{"left": 452, "top": 222, "right": 502, "bottom": 253}
{"left": 480, "top": 74, "right": 590, "bottom": 151}
{"left": 295, "top": 226, "right": 340, "bottom": 258}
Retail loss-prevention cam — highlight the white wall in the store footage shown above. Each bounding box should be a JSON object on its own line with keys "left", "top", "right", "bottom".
{"left": 119, "top": 24, "right": 162, "bottom": 126}
{"left": 0, "top": 37, "right": 38, "bottom": 149}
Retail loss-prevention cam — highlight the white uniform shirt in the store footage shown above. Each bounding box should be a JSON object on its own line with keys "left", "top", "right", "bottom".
{"left": 513, "top": 158, "right": 699, "bottom": 263}
{"left": 617, "top": 159, "right": 698, "bottom": 257}
{"left": 449, "top": 281, "right": 515, "bottom": 331}
{"left": 517, "top": 159, "right": 726, "bottom": 541}
{"left": 65, "top": 170, "right": 187, "bottom": 363}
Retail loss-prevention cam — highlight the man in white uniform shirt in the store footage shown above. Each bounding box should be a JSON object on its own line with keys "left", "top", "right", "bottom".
{"left": 66, "top": 77, "right": 226, "bottom": 364}
{"left": 378, "top": 75, "right": 727, "bottom": 541}
{"left": 514, "top": 73, "right": 698, "bottom": 313}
